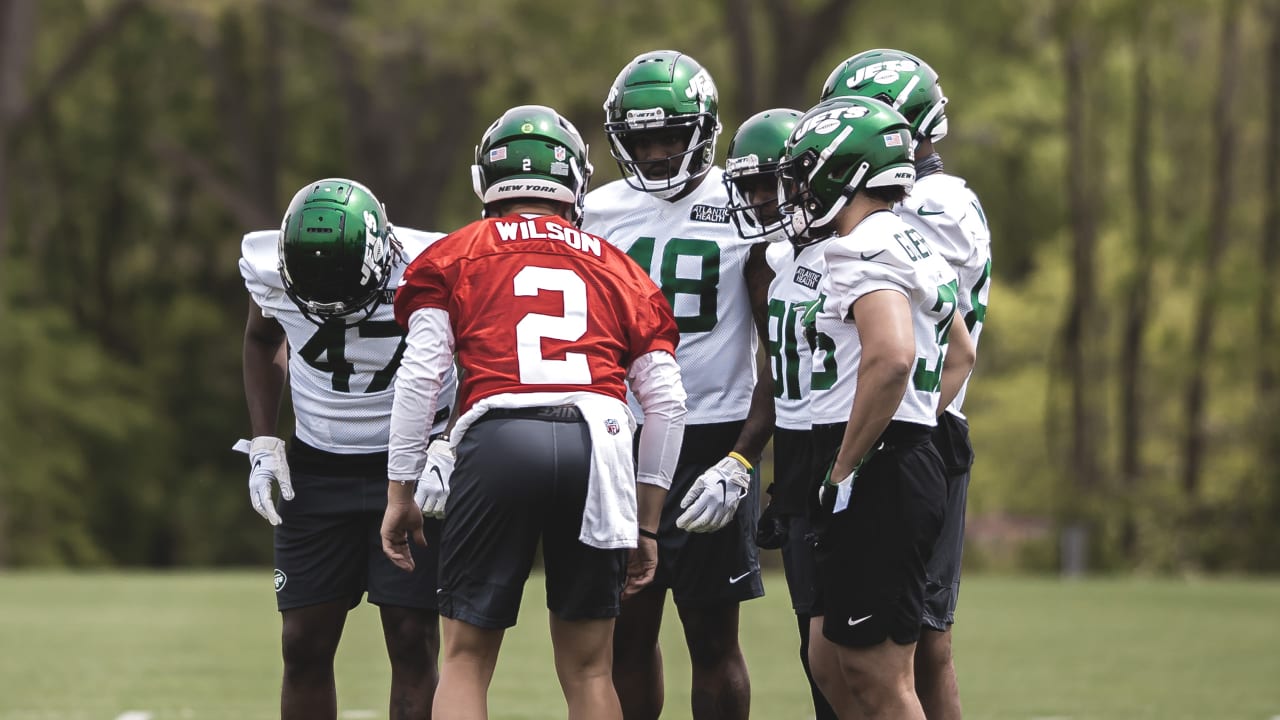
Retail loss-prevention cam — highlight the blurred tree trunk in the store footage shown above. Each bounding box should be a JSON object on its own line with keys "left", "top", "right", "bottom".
{"left": 0, "top": 0, "right": 35, "bottom": 295}
{"left": 1257, "top": 0, "right": 1280, "bottom": 560}
{"left": 1183, "top": 0, "right": 1242, "bottom": 498}
{"left": 1258, "top": 2, "right": 1280, "bottom": 414}
{"left": 1059, "top": 3, "right": 1102, "bottom": 493}
{"left": 724, "top": 0, "right": 859, "bottom": 119}
{"left": 1118, "top": 12, "right": 1155, "bottom": 560}
{"left": 2, "top": 0, "right": 145, "bottom": 283}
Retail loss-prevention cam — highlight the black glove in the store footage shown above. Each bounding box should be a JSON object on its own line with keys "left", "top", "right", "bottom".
{"left": 755, "top": 502, "right": 788, "bottom": 550}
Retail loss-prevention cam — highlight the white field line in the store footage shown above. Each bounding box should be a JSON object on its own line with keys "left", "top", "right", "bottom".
{"left": 115, "top": 713, "right": 154, "bottom": 720}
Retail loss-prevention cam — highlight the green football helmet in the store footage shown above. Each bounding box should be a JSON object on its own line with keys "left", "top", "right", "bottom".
{"left": 820, "top": 49, "right": 948, "bottom": 146}
{"left": 278, "top": 178, "right": 396, "bottom": 325}
{"left": 604, "top": 50, "right": 721, "bottom": 199}
{"left": 472, "top": 104, "right": 592, "bottom": 225}
{"left": 776, "top": 96, "right": 915, "bottom": 241}
{"left": 723, "top": 108, "right": 802, "bottom": 241}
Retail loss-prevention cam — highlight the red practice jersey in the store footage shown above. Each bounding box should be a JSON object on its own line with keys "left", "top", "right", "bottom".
{"left": 396, "top": 214, "right": 679, "bottom": 414}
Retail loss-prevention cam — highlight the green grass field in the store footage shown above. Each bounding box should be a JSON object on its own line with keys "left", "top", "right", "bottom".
{"left": 1, "top": 571, "right": 1277, "bottom": 719}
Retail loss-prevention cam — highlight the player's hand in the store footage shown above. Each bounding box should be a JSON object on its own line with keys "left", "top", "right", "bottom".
{"left": 755, "top": 501, "right": 788, "bottom": 550}
{"left": 233, "top": 436, "right": 294, "bottom": 526}
{"left": 677, "top": 455, "right": 751, "bottom": 533}
{"left": 414, "top": 439, "right": 453, "bottom": 518}
{"left": 381, "top": 492, "right": 428, "bottom": 573}
{"left": 817, "top": 442, "right": 883, "bottom": 512}
{"left": 622, "top": 534, "right": 659, "bottom": 600}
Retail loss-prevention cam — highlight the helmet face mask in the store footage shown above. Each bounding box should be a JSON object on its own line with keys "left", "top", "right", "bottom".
{"left": 472, "top": 104, "right": 593, "bottom": 225}
{"left": 776, "top": 97, "right": 916, "bottom": 243}
{"left": 820, "top": 49, "right": 949, "bottom": 147}
{"left": 723, "top": 108, "right": 801, "bottom": 241}
{"left": 604, "top": 50, "right": 721, "bottom": 199}
{"left": 279, "top": 178, "right": 397, "bottom": 326}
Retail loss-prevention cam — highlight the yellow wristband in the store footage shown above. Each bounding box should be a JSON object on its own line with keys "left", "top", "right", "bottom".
{"left": 727, "top": 452, "right": 753, "bottom": 472}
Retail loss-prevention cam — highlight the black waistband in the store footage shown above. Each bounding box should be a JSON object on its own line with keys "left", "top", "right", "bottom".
{"left": 480, "top": 405, "right": 584, "bottom": 423}
{"left": 288, "top": 437, "right": 387, "bottom": 475}
{"left": 876, "top": 420, "right": 934, "bottom": 449}
{"left": 810, "top": 420, "right": 934, "bottom": 452}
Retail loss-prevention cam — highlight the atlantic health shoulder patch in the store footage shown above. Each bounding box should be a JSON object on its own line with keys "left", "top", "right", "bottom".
{"left": 689, "top": 204, "right": 730, "bottom": 224}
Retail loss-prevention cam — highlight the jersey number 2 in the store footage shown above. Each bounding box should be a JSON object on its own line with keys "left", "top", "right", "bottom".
{"left": 514, "top": 266, "right": 592, "bottom": 384}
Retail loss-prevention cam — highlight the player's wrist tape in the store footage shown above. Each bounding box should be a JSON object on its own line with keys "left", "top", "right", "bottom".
{"left": 727, "top": 452, "right": 753, "bottom": 472}
{"left": 638, "top": 527, "right": 659, "bottom": 540}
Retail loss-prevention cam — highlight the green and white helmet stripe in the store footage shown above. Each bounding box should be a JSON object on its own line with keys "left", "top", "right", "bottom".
{"left": 603, "top": 50, "right": 721, "bottom": 199}
{"left": 820, "top": 49, "right": 949, "bottom": 145}
{"left": 472, "top": 105, "right": 593, "bottom": 224}
{"left": 279, "top": 178, "right": 395, "bottom": 325}
{"left": 724, "top": 107, "right": 801, "bottom": 240}
{"left": 777, "top": 97, "right": 915, "bottom": 241}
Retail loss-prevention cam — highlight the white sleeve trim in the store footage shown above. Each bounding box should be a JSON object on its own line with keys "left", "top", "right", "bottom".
{"left": 627, "top": 350, "right": 687, "bottom": 490}
{"left": 387, "top": 308, "right": 455, "bottom": 482}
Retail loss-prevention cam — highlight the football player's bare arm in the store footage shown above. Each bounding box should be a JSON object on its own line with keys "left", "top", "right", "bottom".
{"left": 831, "top": 290, "right": 915, "bottom": 479}
{"left": 937, "top": 319, "right": 976, "bottom": 416}
{"left": 731, "top": 242, "right": 777, "bottom": 466}
{"left": 242, "top": 297, "right": 288, "bottom": 437}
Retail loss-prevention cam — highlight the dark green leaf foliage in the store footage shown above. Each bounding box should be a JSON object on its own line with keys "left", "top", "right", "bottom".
{"left": 1, "top": 0, "right": 1277, "bottom": 571}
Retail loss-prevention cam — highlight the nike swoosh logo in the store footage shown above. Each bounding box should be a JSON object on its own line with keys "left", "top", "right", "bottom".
{"left": 859, "top": 250, "right": 886, "bottom": 261}
{"left": 429, "top": 466, "right": 443, "bottom": 487}
{"left": 716, "top": 478, "right": 727, "bottom": 501}
{"left": 252, "top": 458, "right": 262, "bottom": 471}
{"left": 847, "top": 614, "right": 872, "bottom": 627}
{"left": 917, "top": 208, "right": 945, "bottom": 216}
{"left": 729, "top": 571, "right": 754, "bottom": 584}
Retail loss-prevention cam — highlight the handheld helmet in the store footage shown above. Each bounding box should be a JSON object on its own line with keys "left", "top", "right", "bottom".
{"left": 776, "top": 96, "right": 915, "bottom": 242}
{"left": 723, "top": 108, "right": 802, "bottom": 241}
{"left": 603, "top": 50, "right": 721, "bottom": 199}
{"left": 472, "top": 104, "right": 592, "bottom": 225}
{"left": 820, "top": 49, "right": 948, "bottom": 146}
{"left": 279, "top": 178, "right": 396, "bottom": 325}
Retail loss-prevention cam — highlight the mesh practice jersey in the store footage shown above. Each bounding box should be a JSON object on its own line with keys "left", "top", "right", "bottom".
{"left": 394, "top": 214, "right": 679, "bottom": 415}
{"left": 583, "top": 167, "right": 758, "bottom": 424}
{"left": 809, "top": 210, "right": 959, "bottom": 427}
{"left": 899, "top": 173, "right": 991, "bottom": 417}
{"left": 239, "top": 227, "right": 454, "bottom": 452}
{"left": 766, "top": 239, "right": 832, "bottom": 430}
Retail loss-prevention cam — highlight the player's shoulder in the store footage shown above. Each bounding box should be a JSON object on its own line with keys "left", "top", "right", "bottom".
{"left": 765, "top": 241, "right": 794, "bottom": 274}
{"left": 902, "top": 173, "right": 979, "bottom": 218}
{"left": 834, "top": 210, "right": 914, "bottom": 258}
{"left": 239, "top": 229, "right": 281, "bottom": 290}
{"left": 583, "top": 178, "right": 639, "bottom": 216}
{"left": 394, "top": 225, "right": 449, "bottom": 261}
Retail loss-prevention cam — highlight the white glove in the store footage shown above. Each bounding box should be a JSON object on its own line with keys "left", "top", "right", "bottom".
{"left": 818, "top": 442, "right": 883, "bottom": 514}
{"left": 414, "top": 439, "right": 454, "bottom": 518}
{"left": 677, "top": 455, "right": 751, "bottom": 533}
{"left": 232, "top": 436, "right": 294, "bottom": 526}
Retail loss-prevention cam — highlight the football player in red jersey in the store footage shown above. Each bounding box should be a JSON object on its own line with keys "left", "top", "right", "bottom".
{"left": 380, "top": 105, "right": 687, "bottom": 720}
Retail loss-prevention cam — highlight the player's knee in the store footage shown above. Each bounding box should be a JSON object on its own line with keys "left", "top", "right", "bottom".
{"left": 280, "top": 622, "right": 339, "bottom": 672}
{"left": 685, "top": 627, "right": 739, "bottom": 669}
{"left": 383, "top": 610, "right": 438, "bottom": 668}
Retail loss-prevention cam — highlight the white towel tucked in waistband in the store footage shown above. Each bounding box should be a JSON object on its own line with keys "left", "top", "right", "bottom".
{"left": 451, "top": 391, "right": 638, "bottom": 550}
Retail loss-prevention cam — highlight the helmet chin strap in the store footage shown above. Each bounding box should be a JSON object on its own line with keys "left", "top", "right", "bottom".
{"left": 808, "top": 161, "right": 868, "bottom": 230}
{"left": 913, "top": 97, "right": 948, "bottom": 146}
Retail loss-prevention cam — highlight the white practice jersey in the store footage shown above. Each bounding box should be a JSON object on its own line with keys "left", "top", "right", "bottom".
{"left": 899, "top": 173, "right": 991, "bottom": 417}
{"left": 583, "top": 167, "right": 759, "bottom": 425}
{"left": 239, "top": 227, "right": 455, "bottom": 453}
{"left": 766, "top": 239, "right": 833, "bottom": 430}
{"left": 809, "top": 210, "right": 959, "bottom": 427}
